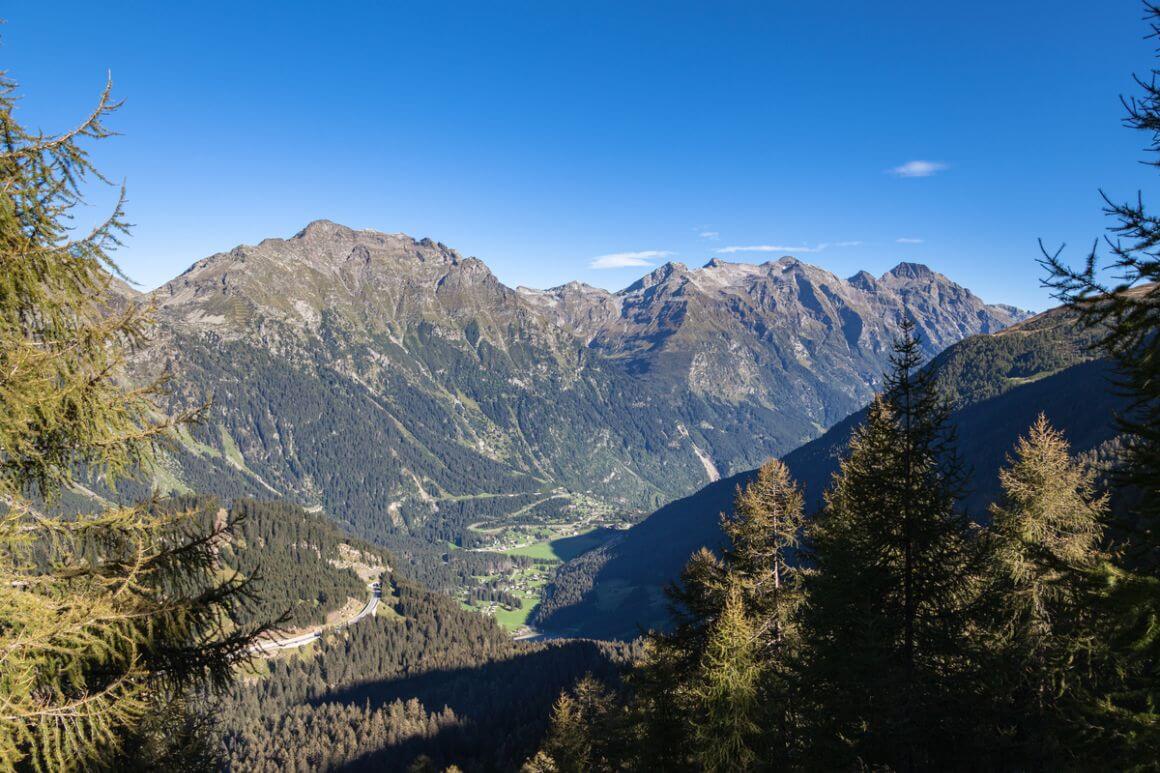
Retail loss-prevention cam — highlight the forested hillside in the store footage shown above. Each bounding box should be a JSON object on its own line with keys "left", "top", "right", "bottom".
{"left": 221, "top": 576, "right": 635, "bottom": 771}
{"left": 132, "top": 494, "right": 634, "bottom": 770}
{"left": 122, "top": 223, "right": 1024, "bottom": 551}
{"left": 535, "top": 304, "right": 1128, "bottom": 638}
{"left": 173, "top": 496, "right": 390, "bottom": 630}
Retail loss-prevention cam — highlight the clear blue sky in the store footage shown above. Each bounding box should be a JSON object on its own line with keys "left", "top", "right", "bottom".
{"left": 5, "top": 1, "right": 1158, "bottom": 310}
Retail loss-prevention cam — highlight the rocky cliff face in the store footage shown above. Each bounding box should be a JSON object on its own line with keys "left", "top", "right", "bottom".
{"left": 518, "top": 255, "right": 1024, "bottom": 424}
{"left": 133, "top": 221, "right": 1027, "bottom": 543}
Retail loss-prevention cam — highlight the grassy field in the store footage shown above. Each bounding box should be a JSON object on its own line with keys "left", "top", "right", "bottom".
{"left": 492, "top": 594, "right": 539, "bottom": 629}
{"left": 464, "top": 589, "right": 541, "bottom": 631}
{"left": 462, "top": 526, "right": 619, "bottom": 633}
{"left": 501, "top": 526, "right": 614, "bottom": 562}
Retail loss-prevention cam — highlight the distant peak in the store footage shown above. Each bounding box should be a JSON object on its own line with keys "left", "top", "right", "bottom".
{"left": 546, "top": 280, "right": 609, "bottom": 295}
{"left": 620, "top": 261, "right": 689, "bottom": 295}
{"left": 292, "top": 219, "right": 356, "bottom": 240}
{"left": 883, "top": 261, "right": 936, "bottom": 281}
{"left": 703, "top": 257, "right": 731, "bottom": 269}
{"left": 645, "top": 260, "right": 689, "bottom": 279}
{"left": 848, "top": 269, "right": 878, "bottom": 290}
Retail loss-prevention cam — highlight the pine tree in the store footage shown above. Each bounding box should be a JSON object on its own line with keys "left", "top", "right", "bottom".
{"left": 1039, "top": 4, "right": 1160, "bottom": 756}
{"left": 802, "top": 319, "right": 982, "bottom": 771}
{"left": 987, "top": 414, "right": 1107, "bottom": 763}
{"left": 0, "top": 70, "right": 270, "bottom": 769}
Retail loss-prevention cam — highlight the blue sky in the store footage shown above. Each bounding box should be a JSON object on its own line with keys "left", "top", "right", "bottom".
{"left": 5, "top": 1, "right": 1158, "bottom": 310}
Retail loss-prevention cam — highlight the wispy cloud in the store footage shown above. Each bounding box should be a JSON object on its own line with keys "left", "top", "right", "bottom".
{"left": 896, "top": 237, "right": 924, "bottom": 244}
{"left": 718, "top": 244, "right": 822, "bottom": 254}
{"left": 698, "top": 230, "right": 720, "bottom": 240}
{"left": 589, "top": 250, "right": 673, "bottom": 269}
{"left": 888, "top": 160, "right": 948, "bottom": 178}
{"left": 718, "top": 240, "right": 862, "bottom": 255}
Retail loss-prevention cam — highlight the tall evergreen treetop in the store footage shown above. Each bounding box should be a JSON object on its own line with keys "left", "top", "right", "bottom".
{"left": 803, "top": 318, "right": 982, "bottom": 770}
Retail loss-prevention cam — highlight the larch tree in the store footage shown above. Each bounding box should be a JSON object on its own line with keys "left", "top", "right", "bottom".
{"left": 685, "top": 583, "right": 761, "bottom": 773}
{"left": 522, "top": 675, "right": 620, "bottom": 773}
{"left": 0, "top": 70, "right": 269, "bottom": 769}
{"left": 987, "top": 414, "right": 1107, "bottom": 763}
{"left": 723, "top": 458, "right": 806, "bottom": 651}
{"left": 643, "top": 458, "right": 807, "bottom": 767}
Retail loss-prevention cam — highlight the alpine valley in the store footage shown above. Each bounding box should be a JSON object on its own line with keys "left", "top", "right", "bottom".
{"left": 13, "top": 8, "right": 1160, "bottom": 770}
{"left": 125, "top": 221, "right": 1024, "bottom": 547}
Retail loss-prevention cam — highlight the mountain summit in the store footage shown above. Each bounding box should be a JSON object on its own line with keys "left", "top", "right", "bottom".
{"left": 137, "top": 222, "right": 1028, "bottom": 543}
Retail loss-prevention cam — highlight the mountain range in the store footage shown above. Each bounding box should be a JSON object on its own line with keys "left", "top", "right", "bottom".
{"left": 533, "top": 303, "right": 1126, "bottom": 638}
{"left": 122, "top": 220, "right": 1028, "bottom": 546}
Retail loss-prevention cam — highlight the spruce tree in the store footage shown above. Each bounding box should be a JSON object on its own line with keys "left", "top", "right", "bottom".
{"left": 802, "top": 319, "right": 982, "bottom": 770}
{"left": 987, "top": 414, "right": 1107, "bottom": 763}
{"left": 1039, "top": 4, "right": 1160, "bottom": 755}
{"left": 0, "top": 70, "right": 269, "bottom": 769}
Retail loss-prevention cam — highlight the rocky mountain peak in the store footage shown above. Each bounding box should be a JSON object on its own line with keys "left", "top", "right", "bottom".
{"left": 292, "top": 219, "right": 355, "bottom": 241}
{"left": 848, "top": 270, "right": 879, "bottom": 291}
{"left": 153, "top": 222, "right": 493, "bottom": 338}
{"left": 558, "top": 280, "right": 610, "bottom": 295}
{"left": 883, "top": 261, "right": 937, "bottom": 281}
{"left": 621, "top": 261, "right": 690, "bottom": 295}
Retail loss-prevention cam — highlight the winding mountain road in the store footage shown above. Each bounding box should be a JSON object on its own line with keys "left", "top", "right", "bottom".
{"left": 251, "top": 581, "right": 382, "bottom": 655}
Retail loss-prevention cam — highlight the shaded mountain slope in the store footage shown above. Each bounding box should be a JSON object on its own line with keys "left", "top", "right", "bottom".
{"left": 535, "top": 307, "right": 1127, "bottom": 639}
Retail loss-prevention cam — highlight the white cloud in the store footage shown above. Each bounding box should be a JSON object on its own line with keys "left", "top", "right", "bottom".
{"left": 896, "top": 237, "right": 924, "bottom": 244}
{"left": 698, "top": 230, "right": 720, "bottom": 240}
{"left": 718, "top": 240, "right": 861, "bottom": 255}
{"left": 589, "top": 250, "right": 673, "bottom": 269}
{"left": 718, "top": 244, "right": 822, "bottom": 254}
{"left": 888, "top": 160, "right": 948, "bottom": 178}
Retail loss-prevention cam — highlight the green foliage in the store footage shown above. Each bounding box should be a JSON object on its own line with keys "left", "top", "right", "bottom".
{"left": 218, "top": 497, "right": 386, "bottom": 629}
{"left": 1039, "top": 4, "right": 1160, "bottom": 757}
{"left": 801, "top": 319, "right": 984, "bottom": 769}
{"left": 684, "top": 584, "right": 762, "bottom": 772}
{"left": 927, "top": 307, "right": 1103, "bottom": 410}
{"left": 0, "top": 70, "right": 267, "bottom": 769}
{"left": 985, "top": 415, "right": 1110, "bottom": 765}
{"left": 524, "top": 675, "right": 623, "bottom": 773}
